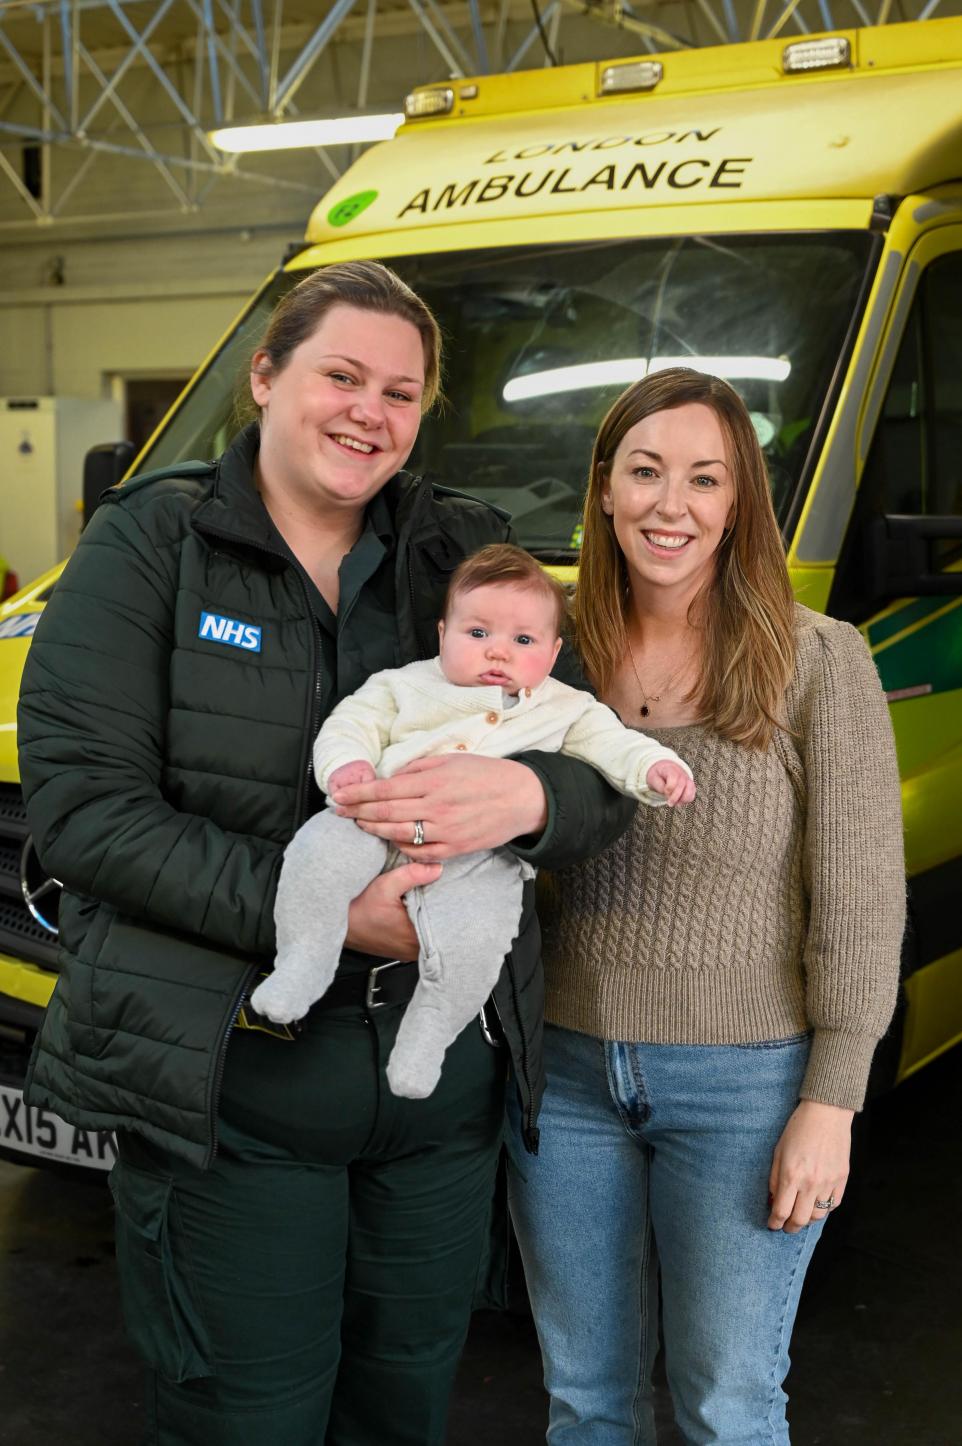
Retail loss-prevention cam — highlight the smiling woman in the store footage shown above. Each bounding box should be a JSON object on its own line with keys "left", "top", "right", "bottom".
{"left": 17, "top": 260, "right": 637, "bottom": 1445}
{"left": 578, "top": 367, "right": 797, "bottom": 745}
{"left": 250, "top": 307, "right": 427, "bottom": 609}
{"left": 246, "top": 268, "right": 438, "bottom": 611}
{"left": 252, "top": 309, "right": 426, "bottom": 499}
{"left": 601, "top": 403, "right": 735, "bottom": 634}
{"left": 508, "top": 365, "right": 906, "bottom": 1445}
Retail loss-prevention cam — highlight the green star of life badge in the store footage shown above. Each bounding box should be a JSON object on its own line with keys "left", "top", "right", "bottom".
{"left": 327, "top": 190, "right": 378, "bottom": 227}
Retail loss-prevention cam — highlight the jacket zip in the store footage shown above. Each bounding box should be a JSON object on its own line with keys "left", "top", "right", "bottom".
{"left": 196, "top": 525, "right": 323, "bottom": 1159}
{"left": 205, "top": 961, "right": 260, "bottom": 1168}
{"left": 195, "top": 523, "right": 322, "bottom": 827}
{"left": 299, "top": 606, "right": 324, "bottom": 822}
{"left": 505, "top": 965, "right": 540, "bottom": 1154}
{"left": 407, "top": 557, "right": 428, "bottom": 657}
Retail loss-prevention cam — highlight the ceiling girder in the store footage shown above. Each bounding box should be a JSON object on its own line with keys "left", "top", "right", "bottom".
{"left": 0, "top": 0, "right": 950, "bottom": 226}
{"left": 274, "top": 0, "right": 357, "bottom": 110}
{"left": 78, "top": 37, "right": 194, "bottom": 206}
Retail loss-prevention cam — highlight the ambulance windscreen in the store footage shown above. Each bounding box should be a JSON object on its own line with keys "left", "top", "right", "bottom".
{"left": 140, "top": 231, "right": 874, "bottom": 558}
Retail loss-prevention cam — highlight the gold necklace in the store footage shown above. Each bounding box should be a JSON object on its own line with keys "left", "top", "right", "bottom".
{"left": 627, "top": 647, "right": 688, "bottom": 719}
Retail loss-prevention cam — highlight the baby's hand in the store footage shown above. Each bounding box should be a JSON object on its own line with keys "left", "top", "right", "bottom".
{"left": 327, "top": 759, "right": 377, "bottom": 794}
{"left": 646, "top": 760, "right": 696, "bottom": 807}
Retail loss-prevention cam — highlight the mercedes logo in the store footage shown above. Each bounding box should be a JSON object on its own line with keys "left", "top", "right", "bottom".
{"left": 20, "top": 836, "right": 61, "bottom": 936}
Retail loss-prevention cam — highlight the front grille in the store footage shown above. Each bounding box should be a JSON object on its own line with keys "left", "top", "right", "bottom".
{"left": 0, "top": 786, "right": 29, "bottom": 831}
{"left": 0, "top": 840, "right": 20, "bottom": 880}
{"left": 0, "top": 783, "right": 58, "bottom": 970}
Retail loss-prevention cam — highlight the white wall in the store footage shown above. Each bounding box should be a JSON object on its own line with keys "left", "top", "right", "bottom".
{"left": 51, "top": 292, "right": 255, "bottom": 397}
{"left": 0, "top": 227, "right": 297, "bottom": 398}
{"left": 0, "top": 309, "right": 49, "bottom": 397}
{"left": 0, "top": 228, "right": 296, "bottom": 573}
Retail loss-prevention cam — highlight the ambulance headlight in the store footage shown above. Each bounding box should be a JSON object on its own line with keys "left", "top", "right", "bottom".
{"left": 783, "top": 38, "right": 852, "bottom": 73}
{"left": 404, "top": 87, "right": 455, "bottom": 120}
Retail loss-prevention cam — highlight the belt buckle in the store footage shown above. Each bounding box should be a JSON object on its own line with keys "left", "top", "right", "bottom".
{"left": 365, "top": 959, "right": 405, "bottom": 1011}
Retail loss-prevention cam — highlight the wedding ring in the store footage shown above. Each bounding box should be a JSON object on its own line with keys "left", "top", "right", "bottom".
{"left": 412, "top": 819, "right": 425, "bottom": 847}
{"left": 814, "top": 1194, "right": 836, "bottom": 1211}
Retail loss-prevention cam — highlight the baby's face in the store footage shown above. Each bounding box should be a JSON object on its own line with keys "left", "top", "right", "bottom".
{"left": 439, "top": 583, "right": 562, "bottom": 695}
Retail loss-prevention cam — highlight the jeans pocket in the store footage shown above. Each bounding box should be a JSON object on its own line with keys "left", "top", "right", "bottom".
{"left": 109, "top": 1161, "right": 212, "bottom": 1383}
{"left": 733, "top": 1030, "right": 812, "bottom": 1051}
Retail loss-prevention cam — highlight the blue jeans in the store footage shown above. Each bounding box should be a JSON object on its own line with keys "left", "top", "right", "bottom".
{"left": 507, "top": 1025, "right": 824, "bottom": 1445}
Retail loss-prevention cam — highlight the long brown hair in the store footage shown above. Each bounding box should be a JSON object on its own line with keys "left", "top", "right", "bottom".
{"left": 575, "top": 368, "right": 796, "bottom": 749}
{"left": 242, "top": 260, "right": 442, "bottom": 422}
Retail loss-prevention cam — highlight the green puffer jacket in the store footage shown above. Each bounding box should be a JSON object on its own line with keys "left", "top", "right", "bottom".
{"left": 19, "top": 425, "right": 633, "bottom": 1170}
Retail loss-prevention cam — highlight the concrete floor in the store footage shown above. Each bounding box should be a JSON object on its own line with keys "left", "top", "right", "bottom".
{"left": 0, "top": 1046, "right": 959, "bottom": 1445}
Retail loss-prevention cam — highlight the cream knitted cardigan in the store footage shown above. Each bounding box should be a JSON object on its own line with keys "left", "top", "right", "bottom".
{"left": 312, "top": 656, "right": 690, "bottom": 803}
{"left": 541, "top": 606, "right": 906, "bottom": 1111}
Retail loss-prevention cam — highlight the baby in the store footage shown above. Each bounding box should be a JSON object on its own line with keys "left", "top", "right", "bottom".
{"left": 251, "top": 544, "right": 694, "bottom": 1098}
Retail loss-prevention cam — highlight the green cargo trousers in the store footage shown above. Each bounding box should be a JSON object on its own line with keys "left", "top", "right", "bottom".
{"left": 110, "top": 993, "right": 507, "bottom": 1445}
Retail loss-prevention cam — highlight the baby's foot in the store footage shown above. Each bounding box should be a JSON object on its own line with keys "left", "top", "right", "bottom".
{"left": 386, "top": 1045, "right": 443, "bottom": 1100}
{"left": 249, "top": 973, "right": 314, "bottom": 1025}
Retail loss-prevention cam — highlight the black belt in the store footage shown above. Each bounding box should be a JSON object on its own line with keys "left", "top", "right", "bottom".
{"left": 323, "top": 958, "right": 419, "bottom": 1012}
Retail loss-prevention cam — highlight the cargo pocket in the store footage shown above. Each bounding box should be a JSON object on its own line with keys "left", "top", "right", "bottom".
{"left": 109, "top": 1161, "right": 212, "bottom": 1383}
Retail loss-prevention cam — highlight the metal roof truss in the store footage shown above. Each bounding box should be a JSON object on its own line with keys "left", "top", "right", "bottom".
{"left": 0, "top": 0, "right": 951, "bottom": 223}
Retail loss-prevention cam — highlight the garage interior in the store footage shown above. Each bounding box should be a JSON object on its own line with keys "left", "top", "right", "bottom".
{"left": 1, "top": 2, "right": 961, "bottom": 1442}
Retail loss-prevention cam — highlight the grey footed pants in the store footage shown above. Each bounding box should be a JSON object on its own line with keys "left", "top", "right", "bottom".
{"left": 250, "top": 807, "right": 531, "bottom": 1098}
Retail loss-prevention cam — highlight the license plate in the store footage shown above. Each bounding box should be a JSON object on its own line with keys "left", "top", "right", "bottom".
{"left": 0, "top": 1082, "right": 116, "bottom": 1170}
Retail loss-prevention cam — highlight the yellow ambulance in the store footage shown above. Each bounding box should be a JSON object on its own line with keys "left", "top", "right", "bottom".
{"left": 1, "top": 16, "right": 961, "bottom": 1170}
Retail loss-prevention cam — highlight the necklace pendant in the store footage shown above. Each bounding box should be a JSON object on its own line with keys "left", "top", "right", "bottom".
{"left": 640, "top": 704, "right": 650, "bottom": 718}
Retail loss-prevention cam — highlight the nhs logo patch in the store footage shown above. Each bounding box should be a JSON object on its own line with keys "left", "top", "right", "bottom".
{"left": 198, "top": 611, "right": 262, "bottom": 652}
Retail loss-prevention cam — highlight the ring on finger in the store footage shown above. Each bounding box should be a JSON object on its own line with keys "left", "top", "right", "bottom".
{"left": 813, "top": 1194, "right": 836, "bottom": 1211}
{"left": 412, "top": 819, "right": 425, "bottom": 847}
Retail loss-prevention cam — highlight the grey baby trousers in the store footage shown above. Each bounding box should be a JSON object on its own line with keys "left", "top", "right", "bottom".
{"left": 253, "top": 807, "right": 532, "bottom": 1097}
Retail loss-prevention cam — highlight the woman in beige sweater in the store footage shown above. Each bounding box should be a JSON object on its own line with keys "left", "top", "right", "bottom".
{"left": 507, "top": 368, "right": 905, "bottom": 1445}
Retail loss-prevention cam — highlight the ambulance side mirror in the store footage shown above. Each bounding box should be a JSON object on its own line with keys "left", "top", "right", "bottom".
{"left": 867, "top": 513, "right": 962, "bottom": 598}
{"left": 82, "top": 441, "right": 137, "bottom": 527}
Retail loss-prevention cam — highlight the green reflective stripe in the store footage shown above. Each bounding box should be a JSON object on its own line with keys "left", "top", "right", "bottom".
{"left": 872, "top": 596, "right": 962, "bottom": 695}
{"left": 867, "top": 596, "right": 943, "bottom": 648}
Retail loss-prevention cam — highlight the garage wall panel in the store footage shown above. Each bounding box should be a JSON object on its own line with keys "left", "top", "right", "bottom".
{"left": 0, "top": 309, "right": 49, "bottom": 396}
{"left": 50, "top": 293, "right": 251, "bottom": 399}
{"left": 0, "top": 229, "right": 295, "bottom": 293}
{"left": 0, "top": 221, "right": 300, "bottom": 400}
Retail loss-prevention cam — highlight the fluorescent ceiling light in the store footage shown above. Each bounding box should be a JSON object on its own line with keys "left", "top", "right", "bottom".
{"left": 209, "top": 113, "right": 403, "bottom": 152}
{"left": 504, "top": 358, "right": 649, "bottom": 402}
{"left": 503, "top": 356, "right": 791, "bottom": 402}
{"left": 650, "top": 356, "right": 792, "bottom": 382}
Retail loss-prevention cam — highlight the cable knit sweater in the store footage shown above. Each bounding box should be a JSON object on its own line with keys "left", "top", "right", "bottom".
{"left": 541, "top": 606, "right": 906, "bottom": 1111}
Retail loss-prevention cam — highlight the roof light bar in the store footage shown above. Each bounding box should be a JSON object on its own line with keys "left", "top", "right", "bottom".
{"left": 404, "top": 87, "right": 455, "bottom": 120}
{"left": 599, "top": 61, "right": 663, "bottom": 96}
{"left": 783, "top": 38, "right": 852, "bottom": 74}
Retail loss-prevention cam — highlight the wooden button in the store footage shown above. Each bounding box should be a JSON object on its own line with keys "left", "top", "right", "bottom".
{"left": 524, "top": 687, "right": 532, "bottom": 697}
{"left": 485, "top": 711, "right": 499, "bottom": 724}
{"left": 455, "top": 742, "right": 468, "bottom": 750}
